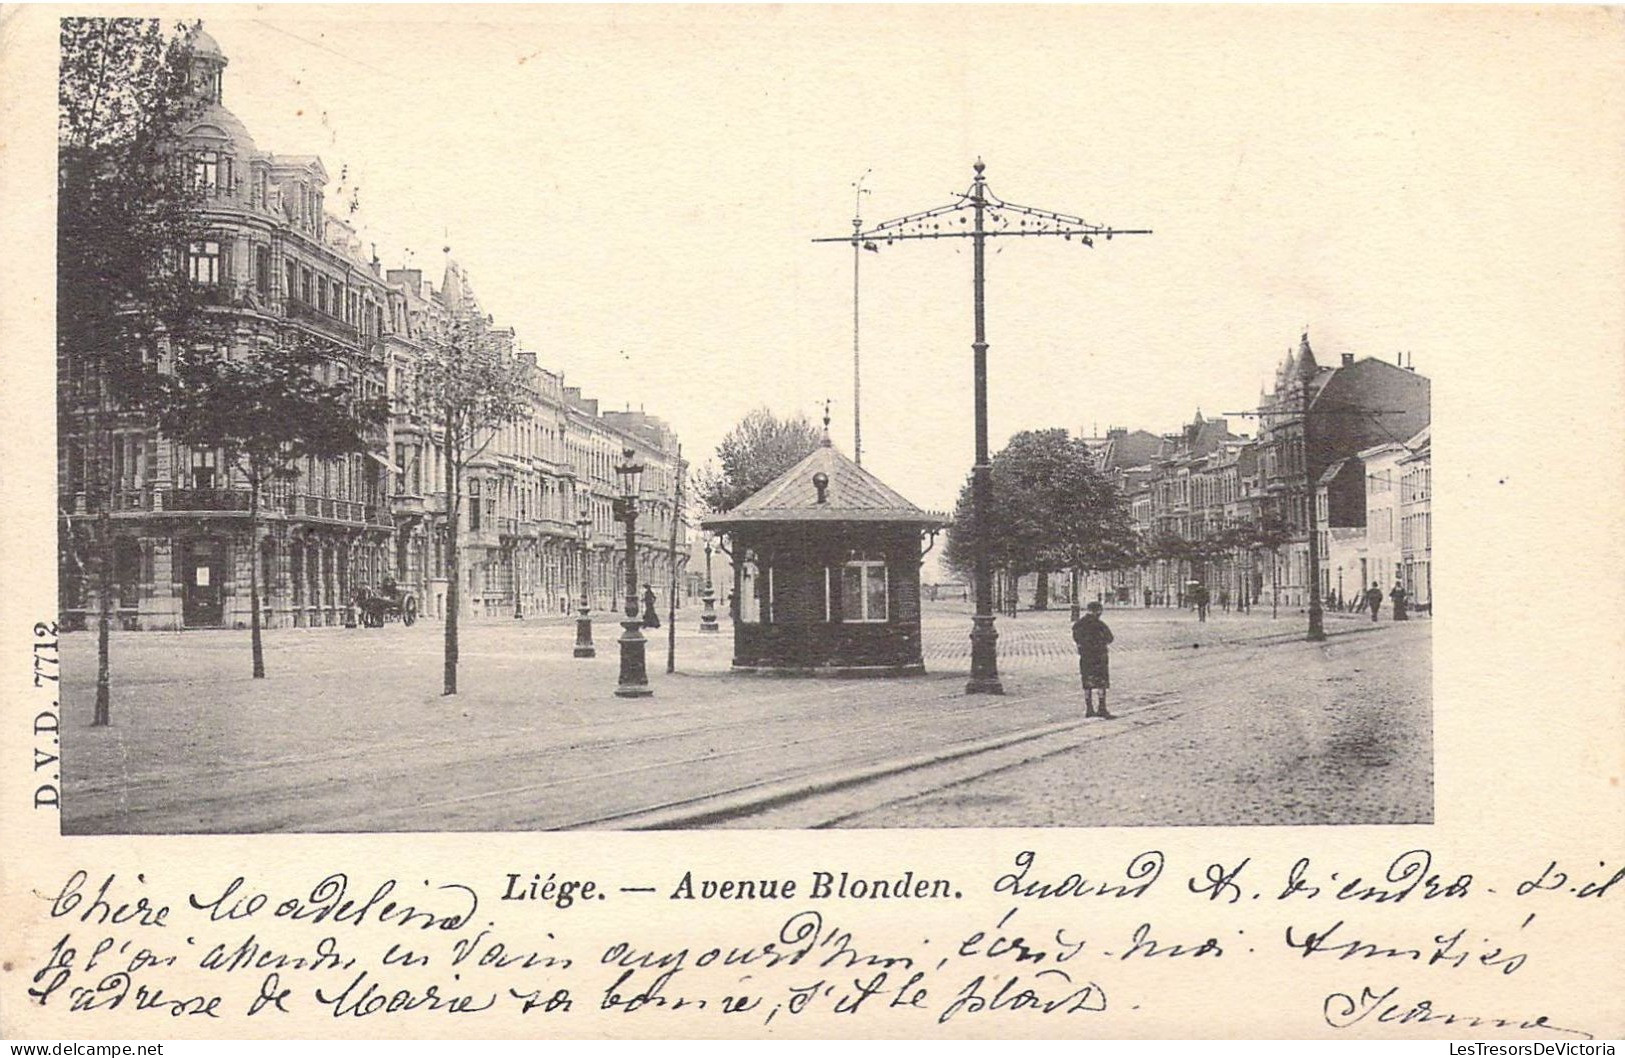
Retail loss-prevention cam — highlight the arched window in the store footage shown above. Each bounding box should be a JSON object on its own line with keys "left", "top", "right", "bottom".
{"left": 738, "top": 551, "right": 762, "bottom": 623}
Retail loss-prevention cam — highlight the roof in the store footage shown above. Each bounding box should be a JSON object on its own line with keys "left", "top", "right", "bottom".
{"left": 1096, "top": 429, "right": 1164, "bottom": 470}
{"left": 1356, "top": 439, "right": 1409, "bottom": 463}
{"left": 1399, "top": 424, "right": 1431, "bottom": 464}
{"left": 1318, "top": 457, "right": 1354, "bottom": 486}
{"left": 191, "top": 27, "right": 224, "bottom": 60}
{"left": 186, "top": 101, "right": 259, "bottom": 157}
{"left": 703, "top": 440, "right": 948, "bottom": 529}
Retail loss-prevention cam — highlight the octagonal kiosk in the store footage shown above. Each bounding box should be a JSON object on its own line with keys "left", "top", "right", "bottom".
{"left": 703, "top": 435, "right": 947, "bottom": 676}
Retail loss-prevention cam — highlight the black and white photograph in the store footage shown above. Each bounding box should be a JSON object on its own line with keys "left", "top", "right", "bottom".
{"left": 51, "top": 10, "right": 1451, "bottom": 834}
{"left": 7, "top": 4, "right": 1625, "bottom": 1045}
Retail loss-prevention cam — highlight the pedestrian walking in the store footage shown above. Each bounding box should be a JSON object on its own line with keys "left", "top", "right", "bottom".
{"left": 1143, "top": 587, "right": 1152, "bottom": 608}
{"left": 1219, "top": 587, "right": 1230, "bottom": 613}
{"left": 1071, "top": 601, "right": 1115, "bottom": 719}
{"left": 1389, "top": 580, "right": 1409, "bottom": 621}
{"left": 1192, "top": 583, "right": 1210, "bottom": 622}
{"left": 642, "top": 583, "right": 661, "bottom": 629}
{"left": 1363, "top": 582, "right": 1384, "bottom": 621}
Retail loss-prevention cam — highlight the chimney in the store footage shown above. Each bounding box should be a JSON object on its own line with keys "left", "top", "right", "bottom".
{"left": 1396, "top": 352, "right": 1403, "bottom": 366}
{"left": 1341, "top": 353, "right": 1354, "bottom": 367}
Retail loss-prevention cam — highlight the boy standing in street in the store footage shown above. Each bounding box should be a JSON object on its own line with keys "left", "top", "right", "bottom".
{"left": 1072, "top": 601, "right": 1116, "bottom": 719}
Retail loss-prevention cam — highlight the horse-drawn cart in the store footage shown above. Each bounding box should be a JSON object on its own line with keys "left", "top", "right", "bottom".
{"left": 354, "top": 583, "right": 417, "bottom": 627}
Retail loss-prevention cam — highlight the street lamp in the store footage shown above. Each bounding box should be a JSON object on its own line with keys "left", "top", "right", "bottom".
{"left": 574, "top": 505, "right": 595, "bottom": 658}
{"left": 815, "top": 161, "right": 1149, "bottom": 694}
{"left": 699, "top": 537, "right": 719, "bottom": 633}
{"left": 614, "top": 448, "right": 652, "bottom": 698}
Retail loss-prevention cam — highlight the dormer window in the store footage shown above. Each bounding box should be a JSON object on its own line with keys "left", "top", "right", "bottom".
{"left": 193, "top": 151, "right": 218, "bottom": 192}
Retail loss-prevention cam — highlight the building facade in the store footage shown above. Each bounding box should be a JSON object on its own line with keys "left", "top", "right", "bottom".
{"left": 1091, "top": 337, "right": 1431, "bottom": 615}
{"left": 58, "top": 28, "right": 688, "bottom": 631}
{"left": 1398, "top": 426, "right": 1432, "bottom": 610}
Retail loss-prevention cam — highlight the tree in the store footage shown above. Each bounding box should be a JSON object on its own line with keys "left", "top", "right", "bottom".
{"left": 414, "top": 312, "right": 531, "bottom": 695}
{"left": 942, "top": 468, "right": 1026, "bottom": 587}
{"left": 694, "top": 407, "right": 823, "bottom": 513}
{"left": 156, "top": 336, "right": 387, "bottom": 677}
{"left": 1216, "top": 521, "right": 1266, "bottom": 613}
{"left": 1239, "top": 514, "right": 1293, "bottom": 618}
{"left": 1142, "top": 530, "right": 1193, "bottom": 605}
{"left": 942, "top": 429, "right": 1135, "bottom": 613}
{"left": 59, "top": 18, "right": 209, "bottom": 725}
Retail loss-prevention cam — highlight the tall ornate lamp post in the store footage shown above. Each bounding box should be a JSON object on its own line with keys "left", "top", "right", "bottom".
{"left": 815, "top": 161, "right": 1149, "bottom": 694}
{"left": 573, "top": 505, "right": 595, "bottom": 658}
{"left": 614, "top": 448, "right": 652, "bottom": 697}
{"left": 699, "top": 537, "right": 719, "bottom": 633}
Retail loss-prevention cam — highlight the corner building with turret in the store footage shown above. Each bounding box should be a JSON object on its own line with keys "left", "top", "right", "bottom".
{"left": 57, "top": 27, "right": 688, "bottom": 631}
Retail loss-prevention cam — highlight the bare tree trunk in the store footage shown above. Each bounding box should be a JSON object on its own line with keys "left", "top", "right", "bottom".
{"left": 92, "top": 393, "right": 112, "bottom": 726}
{"left": 1034, "top": 572, "right": 1049, "bottom": 611}
{"left": 1070, "top": 566, "right": 1082, "bottom": 621}
{"left": 443, "top": 434, "right": 460, "bottom": 696}
{"left": 94, "top": 509, "right": 113, "bottom": 725}
{"left": 249, "top": 474, "right": 265, "bottom": 678}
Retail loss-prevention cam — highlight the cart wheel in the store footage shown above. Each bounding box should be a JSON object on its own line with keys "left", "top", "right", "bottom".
{"left": 402, "top": 597, "right": 417, "bottom": 627}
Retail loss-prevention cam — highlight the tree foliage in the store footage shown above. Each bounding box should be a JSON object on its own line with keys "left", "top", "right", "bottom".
{"left": 59, "top": 18, "right": 212, "bottom": 396}
{"left": 158, "top": 338, "right": 387, "bottom": 490}
{"left": 694, "top": 407, "right": 823, "bottom": 513}
{"left": 942, "top": 429, "right": 1136, "bottom": 581}
{"left": 58, "top": 18, "right": 208, "bottom": 725}
{"left": 413, "top": 312, "right": 532, "bottom": 695}
{"left": 156, "top": 336, "right": 387, "bottom": 678}
{"left": 1238, "top": 514, "right": 1294, "bottom": 553}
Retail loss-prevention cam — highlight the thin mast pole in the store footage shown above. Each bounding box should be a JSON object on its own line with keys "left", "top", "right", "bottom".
{"left": 852, "top": 170, "right": 869, "bottom": 465}
{"left": 667, "top": 444, "right": 681, "bottom": 673}
{"left": 853, "top": 217, "right": 862, "bottom": 466}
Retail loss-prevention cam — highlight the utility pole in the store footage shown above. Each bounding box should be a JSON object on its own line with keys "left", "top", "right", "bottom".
{"left": 851, "top": 171, "right": 871, "bottom": 466}
{"left": 667, "top": 444, "right": 682, "bottom": 674}
{"left": 1224, "top": 339, "right": 1416, "bottom": 643}
{"left": 1299, "top": 344, "right": 1327, "bottom": 641}
{"left": 816, "top": 160, "right": 1150, "bottom": 694}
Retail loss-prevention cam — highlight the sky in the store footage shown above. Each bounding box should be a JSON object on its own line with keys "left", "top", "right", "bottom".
{"left": 194, "top": 7, "right": 1620, "bottom": 515}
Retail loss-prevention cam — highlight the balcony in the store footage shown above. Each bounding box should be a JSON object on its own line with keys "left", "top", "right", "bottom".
{"left": 286, "top": 493, "right": 384, "bottom": 527}
{"left": 162, "top": 488, "right": 253, "bottom": 513}
{"left": 285, "top": 298, "right": 361, "bottom": 344}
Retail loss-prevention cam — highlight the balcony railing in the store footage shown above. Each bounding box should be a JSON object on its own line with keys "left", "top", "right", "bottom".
{"left": 163, "top": 488, "right": 253, "bottom": 512}
{"left": 287, "top": 494, "right": 385, "bottom": 526}
{"left": 285, "top": 298, "right": 361, "bottom": 343}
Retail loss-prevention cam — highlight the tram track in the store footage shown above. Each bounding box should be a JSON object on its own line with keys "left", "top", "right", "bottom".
{"left": 63, "top": 617, "right": 1392, "bottom": 833}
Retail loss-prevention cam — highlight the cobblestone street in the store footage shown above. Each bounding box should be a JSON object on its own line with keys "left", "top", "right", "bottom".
{"left": 59, "top": 603, "right": 1430, "bottom": 832}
